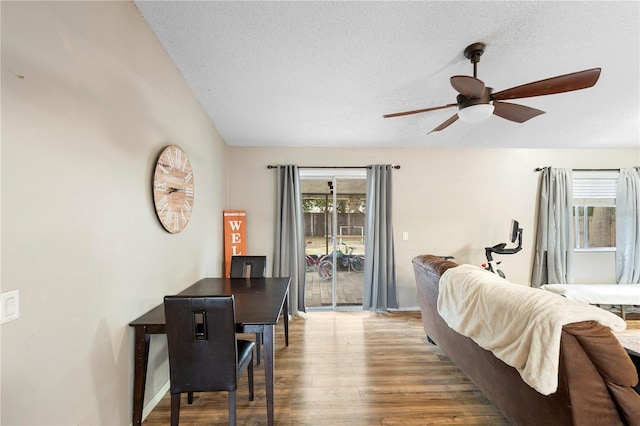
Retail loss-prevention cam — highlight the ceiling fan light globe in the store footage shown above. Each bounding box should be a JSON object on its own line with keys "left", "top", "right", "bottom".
{"left": 458, "top": 103, "right": 495, "bottom": 122}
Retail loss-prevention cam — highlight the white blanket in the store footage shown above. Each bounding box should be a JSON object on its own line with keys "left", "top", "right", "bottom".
{"left": 438, "top": 264, "right": 627, "bottom": 395}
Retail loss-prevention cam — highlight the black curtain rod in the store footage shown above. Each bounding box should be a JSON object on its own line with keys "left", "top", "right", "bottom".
{"left": 267, "top": 165, "right": 401, "bottom": 170}
{"left": 534, "top": 167, "right": 620, "bottom": 172}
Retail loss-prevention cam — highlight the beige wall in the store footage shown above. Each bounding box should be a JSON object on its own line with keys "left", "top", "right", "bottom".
{"left": 227, "top": 147, "right": 639, "bottom": 307}
{"left": 2, "top": 2, "right": 227, "bottom": 424}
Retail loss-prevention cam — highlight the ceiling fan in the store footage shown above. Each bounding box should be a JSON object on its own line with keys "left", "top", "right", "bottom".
{"left": 383, "top": 42, "right": 601, "bottom": 134}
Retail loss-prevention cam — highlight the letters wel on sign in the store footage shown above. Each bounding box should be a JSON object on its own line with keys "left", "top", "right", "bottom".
{"left": 223, "top": 210, "right": 247, "bottom": 277}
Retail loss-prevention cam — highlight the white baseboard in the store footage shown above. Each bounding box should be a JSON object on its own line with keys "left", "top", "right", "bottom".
{"left": 388, "top": 307, "right": 421, "bottom": 312}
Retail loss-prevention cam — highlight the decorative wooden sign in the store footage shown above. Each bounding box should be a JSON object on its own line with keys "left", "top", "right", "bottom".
{"left": 223, "top": 210, "right": 246, "bottom": 277}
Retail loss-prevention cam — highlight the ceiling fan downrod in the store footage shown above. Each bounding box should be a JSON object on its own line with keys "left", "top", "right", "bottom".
{"left": 464, "top": 42, "right": 486, "bottom": 78}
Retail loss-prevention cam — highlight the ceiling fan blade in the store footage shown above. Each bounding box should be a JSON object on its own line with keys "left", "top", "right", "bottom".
{"left": 492, "top": 68, "right": 601, "bottom": 101}
{"left": 450, "top": 75, "right": 485, "bottom": 99}
{"left": 428, "top": 114, "right": 459, "bottom": 134}
{"left": 383, "top": 103, "right": 457, "bottom": 118}
{"left": 493, "top": 101, "right": 545, "bottom": 123}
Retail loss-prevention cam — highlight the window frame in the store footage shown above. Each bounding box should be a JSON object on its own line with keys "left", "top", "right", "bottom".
{"left": 572, "top": 171, "right": 618, "bottom": 252}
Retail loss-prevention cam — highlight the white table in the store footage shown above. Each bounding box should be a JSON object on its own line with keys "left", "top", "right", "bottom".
{"left": 541, "top": 284, "right": 640, "bottom": 319}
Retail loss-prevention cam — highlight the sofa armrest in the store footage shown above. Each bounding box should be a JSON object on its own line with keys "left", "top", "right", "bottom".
{"left": 412, "top": 254, "right": 458, "bottom": 277}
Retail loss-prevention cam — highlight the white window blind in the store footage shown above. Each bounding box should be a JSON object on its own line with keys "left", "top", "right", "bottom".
{"left": 573, "top": 171, "right": 618, "bottom": 205}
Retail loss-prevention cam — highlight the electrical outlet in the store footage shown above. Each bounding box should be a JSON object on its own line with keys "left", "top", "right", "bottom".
{"left": 0, "top": 290, "right": 20, "bottom": 324}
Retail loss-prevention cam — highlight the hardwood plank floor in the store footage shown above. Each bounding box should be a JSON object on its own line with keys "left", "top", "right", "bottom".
{"left": 142, "top": 311, "right": 640, "bottom": 426}
{"left": 143, "top": 311, "right": 509, "bottom": 425}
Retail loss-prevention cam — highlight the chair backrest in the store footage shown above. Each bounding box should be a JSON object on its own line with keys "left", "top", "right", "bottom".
{"left": 230, "top": 255, "right": 266, "bottom": 278}
{"left": 164, "top": 295, "right": 238, "bottom": 394}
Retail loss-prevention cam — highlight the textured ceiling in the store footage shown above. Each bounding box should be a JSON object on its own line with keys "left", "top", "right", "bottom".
{"left": 136, "top": 1, "right": 640, "bottom": 149}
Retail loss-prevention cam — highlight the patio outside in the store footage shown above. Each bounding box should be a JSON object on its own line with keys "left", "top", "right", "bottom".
{"left": 304, "top": 235, "right": 365, "bottom": 308}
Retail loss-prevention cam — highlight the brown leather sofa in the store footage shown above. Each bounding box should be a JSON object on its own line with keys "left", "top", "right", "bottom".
{"left": 412, "top": 254, "right": 640, "bottom": 426}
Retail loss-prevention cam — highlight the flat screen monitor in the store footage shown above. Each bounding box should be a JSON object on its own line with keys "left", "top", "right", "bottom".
{"left": 510, "top": 220, "right": 520, "bottom": 243}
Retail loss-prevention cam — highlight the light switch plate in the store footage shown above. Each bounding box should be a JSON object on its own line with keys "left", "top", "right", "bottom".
{"left": 402, "top": 232, "right": 409, "bottom": 241}
{"left": 0, "top": 290, "right": 20, "bottom": 324}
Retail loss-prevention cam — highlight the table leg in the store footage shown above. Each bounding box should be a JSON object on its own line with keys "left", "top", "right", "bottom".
{"left": 283, "top": 292, "right": 289, "bottom": 346}
{"left": 132, "top": 326, "right": 150, "bottom": 426}
{"left": 263, "top": 324, "right": 275, "bottom": 426}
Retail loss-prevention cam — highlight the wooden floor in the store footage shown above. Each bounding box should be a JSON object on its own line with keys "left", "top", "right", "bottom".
{"left": 143, "top": 311, "right": 640, "bottom": 426}
{"left": 143, "top": 311, "right": 509, "bottom": 425}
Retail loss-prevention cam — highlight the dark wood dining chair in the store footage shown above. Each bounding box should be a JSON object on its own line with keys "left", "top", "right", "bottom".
{"left": 230, "top": 255, "right": 267, "bottom": 278}
{"left": 164, "top": 295, "right": 255, "bottom": 426}
{"left": 229, "top": 255, "right": 289, "bottom": 365}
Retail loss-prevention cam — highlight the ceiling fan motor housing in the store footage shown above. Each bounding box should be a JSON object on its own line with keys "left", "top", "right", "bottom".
{"left": 457, "top": 87, "right": 493, "bottom": 109}
{"left": 457, "top": 88, "right": 495, "bottom": 122}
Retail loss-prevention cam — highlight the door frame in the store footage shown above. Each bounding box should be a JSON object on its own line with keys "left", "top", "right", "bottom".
{"left": 300, "top": 168, "right": 366, "bottom": 311}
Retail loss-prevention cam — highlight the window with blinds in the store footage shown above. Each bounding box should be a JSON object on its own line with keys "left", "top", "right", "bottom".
{"left": 572, "top": 171, "right": 618, "bottom": 249}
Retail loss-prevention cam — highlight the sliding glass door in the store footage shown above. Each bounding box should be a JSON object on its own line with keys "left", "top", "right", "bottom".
{"left": 300, "top": 170, "right": 366, "bottom": 310}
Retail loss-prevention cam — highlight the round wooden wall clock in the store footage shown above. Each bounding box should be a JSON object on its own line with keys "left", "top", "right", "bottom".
{"left": 152, "top": 145, "right": 194, "bottom": 233}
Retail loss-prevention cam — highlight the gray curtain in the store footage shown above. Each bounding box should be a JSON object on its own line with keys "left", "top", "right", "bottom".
{"left": 531, "top": 167, "right": 574, "bottom": 287}
{"left": 616, "top": 166, "right": 640, "bottom": 284}
{"left": 273, "top": 165, "right": 306, "bottom": 314}
{"left": 363, "top": 165, "right": 398, "bottom": 310}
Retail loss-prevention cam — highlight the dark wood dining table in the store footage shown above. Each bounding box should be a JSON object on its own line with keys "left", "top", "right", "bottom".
{"left": 129, "top": 277, "right": 290, "bottom": 426}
